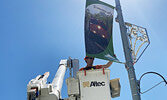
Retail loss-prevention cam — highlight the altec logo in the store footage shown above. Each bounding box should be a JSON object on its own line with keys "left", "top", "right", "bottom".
{"left": 83, "top": 81, "right": 105, "bottom": 88}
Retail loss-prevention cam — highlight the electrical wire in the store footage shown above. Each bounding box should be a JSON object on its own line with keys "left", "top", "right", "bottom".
{"left": 140, "top": 81, "right": 164, "bottom": 94}
{"left": 139, "top": 72, "right": 167, "bottom": 94}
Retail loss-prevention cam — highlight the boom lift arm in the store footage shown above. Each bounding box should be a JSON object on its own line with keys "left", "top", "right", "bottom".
{"left": 27, "top": 59, "right": 68, "bottom": 100}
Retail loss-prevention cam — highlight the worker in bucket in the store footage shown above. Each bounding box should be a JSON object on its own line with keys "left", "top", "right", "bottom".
{"left": 79, "top": 56, "right": 113, "bottom": 71}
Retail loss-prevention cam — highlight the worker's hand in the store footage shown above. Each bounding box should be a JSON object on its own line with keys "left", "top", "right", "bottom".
{"left": 102, "top": 61, "right": 113, "bottom": 68}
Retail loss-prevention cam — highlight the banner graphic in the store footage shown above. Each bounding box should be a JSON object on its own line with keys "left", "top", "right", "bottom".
{"left": 85, "top": 0, "right": 119, "bottom": 62}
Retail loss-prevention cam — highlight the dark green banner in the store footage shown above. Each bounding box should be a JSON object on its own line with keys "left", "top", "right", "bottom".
{"left": 85, "top": 0, "right": 119, "bottom": 62}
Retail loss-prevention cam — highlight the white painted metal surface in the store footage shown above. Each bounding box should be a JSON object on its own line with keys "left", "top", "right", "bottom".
{"left": 52, "top": 59, "right": 67, "bottom": 96}
{"left": 77, "top": 69, "right": 111, "bottom": 100}
{"left": 27, "top": 59, "right": 67, "bottom": 100}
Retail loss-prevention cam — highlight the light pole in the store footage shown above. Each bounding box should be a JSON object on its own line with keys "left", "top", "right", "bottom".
{"left": 115, "top": 0, "right": 141, "bottom": 100}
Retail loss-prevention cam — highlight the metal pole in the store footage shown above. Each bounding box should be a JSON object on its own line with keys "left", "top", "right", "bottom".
{"left": 115, "top": 0, "right": 141, "bottom": 100}
{"left": 52, "top": 59, "right": 67, "bottom": 98}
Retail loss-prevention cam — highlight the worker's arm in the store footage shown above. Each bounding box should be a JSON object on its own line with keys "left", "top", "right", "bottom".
{"left": 102, "top": 61, "right": 113, "bottom": 68}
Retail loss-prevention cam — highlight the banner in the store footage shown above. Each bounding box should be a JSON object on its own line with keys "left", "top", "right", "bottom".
{"left": 85, "top": 0, "right": 118, "bottom": 62}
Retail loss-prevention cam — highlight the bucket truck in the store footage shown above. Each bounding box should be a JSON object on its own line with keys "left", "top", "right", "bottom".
{"left": 27, "top": 58, "right": 121, "bottom": 100}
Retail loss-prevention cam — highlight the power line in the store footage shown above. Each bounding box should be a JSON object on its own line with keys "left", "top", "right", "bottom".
{"left": 140, "top": 81, "right": 164, "bottom": 94}
{"left": 139, "top": 72, "right": 167, "bottom": 94}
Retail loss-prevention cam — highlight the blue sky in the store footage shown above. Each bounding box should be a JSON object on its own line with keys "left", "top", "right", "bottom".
{"left": 0, "top": 0, "right": 167, "bottom": 100}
